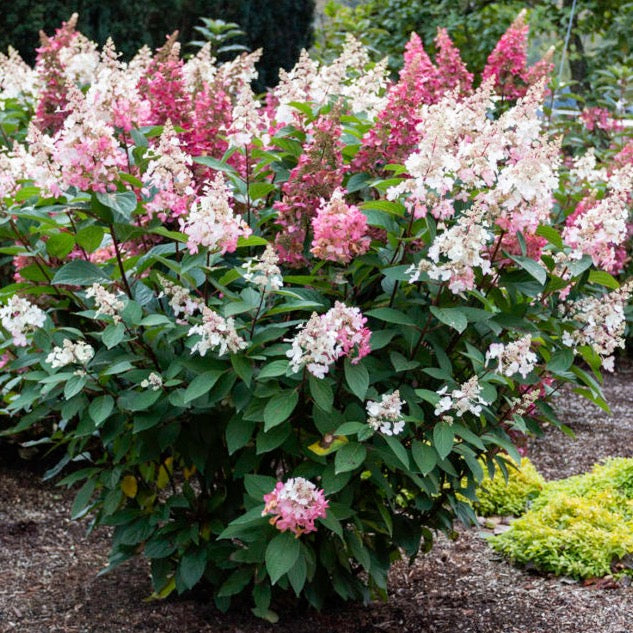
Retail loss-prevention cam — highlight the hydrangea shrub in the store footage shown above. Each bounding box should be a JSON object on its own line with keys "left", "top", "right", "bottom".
{"left": 0, "top": 15, "right": 631, "bottom": 619}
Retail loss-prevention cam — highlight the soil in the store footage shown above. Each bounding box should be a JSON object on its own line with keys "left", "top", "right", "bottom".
{"left": 2, "top": 362, "right": 633, "bottom": 633}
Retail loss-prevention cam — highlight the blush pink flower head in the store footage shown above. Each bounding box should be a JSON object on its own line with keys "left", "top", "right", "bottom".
{"left": 262, "top": 477, "right": 328, "bottom": 536}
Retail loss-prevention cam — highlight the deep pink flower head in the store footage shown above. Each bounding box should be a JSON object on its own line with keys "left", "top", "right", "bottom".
{"left": 482, "top": 10, "right": 553, "bottom": 100}
{"left": 262, "top": 477, "right": 329, "bottom": 536}
{"left": 33, "top": 14, "right": 79, "bottom": 132}
{"left": 434, "top": 28, "right": 473, "bottom": 96}
{"left": 352, "top": 32, "right": 438, "bottom": 174}
{"left": 311, "top": 188, "right": 370, "bottom": 264}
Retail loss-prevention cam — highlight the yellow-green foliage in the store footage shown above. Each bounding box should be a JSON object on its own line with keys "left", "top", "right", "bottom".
{"left": 489, "top": 458, "right": 633, "bottom": 579}
{"left": 475, "top": 458, "right": 545, "bottom": 517}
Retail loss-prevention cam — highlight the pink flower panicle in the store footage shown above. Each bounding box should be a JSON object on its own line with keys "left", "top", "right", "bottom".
{"left": 274, "top": 112, "right": 347, "bottom": 266}
{"left": 287, "top": 302, "right": 371, "bottom": 378}
{"left": 434, "top": 28, "right": 473, "bottom": 96}
{"left": 482, "top": 10, "right": 553, "bottom": 100}
{"left": 179, "top": 172, "right": 251, "bottom": 255}
{"left": 262, "top": 478, "right": 328, "bottom": 536}
{"left": 310, "top": 188, "right": 370, "bottom": 264}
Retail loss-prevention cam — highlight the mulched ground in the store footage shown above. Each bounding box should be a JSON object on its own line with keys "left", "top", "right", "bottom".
{"left": 2, "top": 362, "right": 633, "bottom": 633}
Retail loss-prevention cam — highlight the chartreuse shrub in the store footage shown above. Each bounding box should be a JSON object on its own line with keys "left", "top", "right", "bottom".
{"left": 490, "top": 459, "right": 633, "bottom": 579}
{"left": 0, "top": 17, "right": 632, "bottom": 621}
{"left": 474, "top": 458, "right": 545, "bottom": 517}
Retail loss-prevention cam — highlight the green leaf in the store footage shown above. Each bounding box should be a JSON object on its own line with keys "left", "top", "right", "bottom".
{"left": 52, "top": 260, "right": 109, "bottom": 286}
{"left": 64, "top": 374, "right": 87, "bottom": 400}
{"left": 411, "top": 441, "right": 437, "bottom": 475}
{"left": 547, "top": 348, "right": 574, "bottom": 373}
{"left": 217, "top": 568, "right": 252, "bottom": 598}
{"left": 588, "top": 270, "right": 620, "bottom": 289}
{"left": 95, "top": 191, "right": 138, "bottom": 222}
{"left": 102, "top": 323, "right": 125, "bottom": 348}
{"left": 265, "top": 532, "right": 300, "bottom": 585}
{"left": 309, "top": 375, "right": 333, "bottom": 412}
{"left": 535, "top": 225, "right": 563, "bottom": 249}
{"left": 287, "top": 552, "right": 307, "bottom": 596}
{"left": 366, "top": 307, "right": 415, "bottom": 327}
{"left": 508, "top": 255, "right": 547, "bottom": 286}
{"left": 76, "top": 225, "right": 105, "bottom": 253}
{"left": 46, "top": 233, "right": 75, "bottom": 259}
{"left": 183, "top": 370, "right": 224, "bottom": 403}
{"left": 118, "top": 389, "right": 161, "bottom": 412}
{"left": 89, "top": 395, "right": 114, "bottom": 426}
{"left": 257, "top": 360, "right": 289, "bottom": 379}
{"left": 433, "top": 422, "right": 454, "bottom": 460}
{"left": 383, "top": 435, "right": 409, "bottom": 469}
{"left": 344, "top": 359, "right": 369, "bottom": 401}
{"left": 71, "top": 479, "right": 95, "bottom": 520}
{"left": 429, "top": 307, "right": 467, "bottom": 334}
{"left": 264, "top": 390, "right": 299, "bottom": 431}
{"left": 335, "top": 442, "right": 367, "bottom": 474}
{"left": 231, "top": 355, "right": 253, "bottom": 387}
{"left": 178, "top": 548, "right": 207, "bottom": 590}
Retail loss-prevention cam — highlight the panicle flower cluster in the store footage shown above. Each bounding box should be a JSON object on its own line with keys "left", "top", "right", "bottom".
{"left": 179, "top": 172, "right": 251, "bottom": 255}
{"left": 226, "top": 87, "right": 265, "bottom": 147}
{"left": 49, "top": 86, "right": 127, "bottom": 194}
{"left": 560, "top": 281, "right": 633, "bottom": 371}
{"left": 482, "top": 10, "right": 553, "bottom": 99}
{"left": 143, "top": 120, "right": 195, "bottom": 221}
{"left": 262, "top": 477, "right": 328, "bottom": 536}
{"left": 141, "top": 372, "right": 163, "bottom": 391}
{"left": 310, "top": 188, "right": 370, "bottom": 264}
{"left": 188, "top": 306, "right": 247, "bottom": 357}
{"left": 158, "top": 275, "right": 201, "bottom": 318}
{"left": 287, "top": 302, "right": 371, "bottom": 378}
{"left": 563, "top": 193, "right": 629, "bottom": 273}
{"left": 46, "top": 339, "right": 94, "bottom": 368}
{"left": 274, "top": 112, "right": 347, "bottom": 266}
{"left": 0, "top": 295, "right": 46, "bottom": 347}
{"left": 366, "top": 390, "right": 406, "bottom": 436}
{"left": 408, "top": 206, "right": 493, "bottom": 294}
{"left": 86, "top": 283, "right": 125, "bottom": 322}
{"left": 434, "top": 376, "right": 486, "bottom": 418}
{"left": 485, "top": 335, "right": 538, "bottom": 378}
{"left": 0, "top": 47, "right": 39, "bottom": 106}
{"left": 242, "top": 244, "right": 284, "bottom": 292}
{"left": 579, "top": 107, "right": 619, "bottom": 133}
{"left": 434, "top": 28, "right": 473, "bottom": 95}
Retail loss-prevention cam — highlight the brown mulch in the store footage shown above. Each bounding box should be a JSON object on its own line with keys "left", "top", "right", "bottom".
{"left": 2, "top": 363, "right": 633, "bottom": 632}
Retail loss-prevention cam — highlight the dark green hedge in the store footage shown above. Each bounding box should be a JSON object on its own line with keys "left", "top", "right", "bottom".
{"left": 0, "top": 0, "right": 315, "bottom": 89}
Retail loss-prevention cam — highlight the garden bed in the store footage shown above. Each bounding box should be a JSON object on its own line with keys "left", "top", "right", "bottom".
{"left": 1, "top": 362, "right": 633, "bottom": 633}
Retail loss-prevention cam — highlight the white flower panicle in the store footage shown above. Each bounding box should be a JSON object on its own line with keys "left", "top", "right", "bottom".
{"left": 366, "top": 390, "right": 406, "bottom": 436}
{"left": 560, "top": 281, "right": 633, "bottom": 372}
{"left": 158, "top": 275, "right": 201, "bottom": 318}
{"left": 242, "top": 244, "right": 284, "bottom": 291}
{"left": 179, "top": 173, "right": 251, "bottom": 255}
{"left": 188, "top": 306, "right": 248, "bottom": 357}
{"left": 408, "top": 206, "right": 492, "bottom": 294}
{"left": 227, "top": 87, "right": 266, "bottom": 147}
{"left": 86, "top": 283, "right": 125, "bottom": 322}
{"left": 46, "top": 339, "right": 95, "bottom": 368}
{"left": 141, "top": 372, "right": 163, "bottom": 391}
{"left": 286, "top": 302, "right": 371, "bottom": 379}
{"left": 434, "top": 376, "right": 486, "bottom": 418}
{"left": 485, "top": 335, "right": 538, "bottom": 378}
{"left": 0, "top": 295, "right": 46, "bottom": 347}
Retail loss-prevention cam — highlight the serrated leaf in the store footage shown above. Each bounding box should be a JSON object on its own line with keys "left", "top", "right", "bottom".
{"left": 89, "top": 395, "right": 114, "bottom": 426}
{"left": 309, "top": 375, "right": 333, "bottom": 412}
{"left": 52, "top": 260, "right": 109, "bottom": 286}
{"left": 76, "top": 226, "right": 105, "bottom": 253}
{"left": 344, "top": 359, "right": 369, "bottom": 401}
{"left": 179, "top": 548, "right": 207, "bottom": 590}
{"left": 183, "top": 371, "right": 224, "bottom": 403}
{"left": 509, "top": 255, "right": 547, "bottom": 286}
{"left": 366, "top": 307, "right": 415, "bottom": 326}
{"left": 411, "top": 441, "right": 436, "bottom": 475}
{"left": 433, "top": 422, "right": 454, "bottom": 460}
{"left": 46, "top": 233, "right": 75, "bottom": 259}
{"left": 335, "top": 442, "right": 367, "bottom": 473}
{"left": 383, "top": 435, "right": 409, "bottom": 469}
{"left": 429, "top": 306, "right": 467, "bottom": 334}
{"left": 588, "top": 270, "right": 620, "bottom": 289}
{"left": 257, "top": 360, "right": 289, "bottom": 379}
{"left": 265, "top": 532, "right": 300, "bottom": 585}
{"left": 263, "top": 390, "right": 298, "bottom": 431}
{"left": 95, "top": 191, "right": 137, "bottom": 222}
{"left": 121, "top": 475, "right": 138, "bottom": 498}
